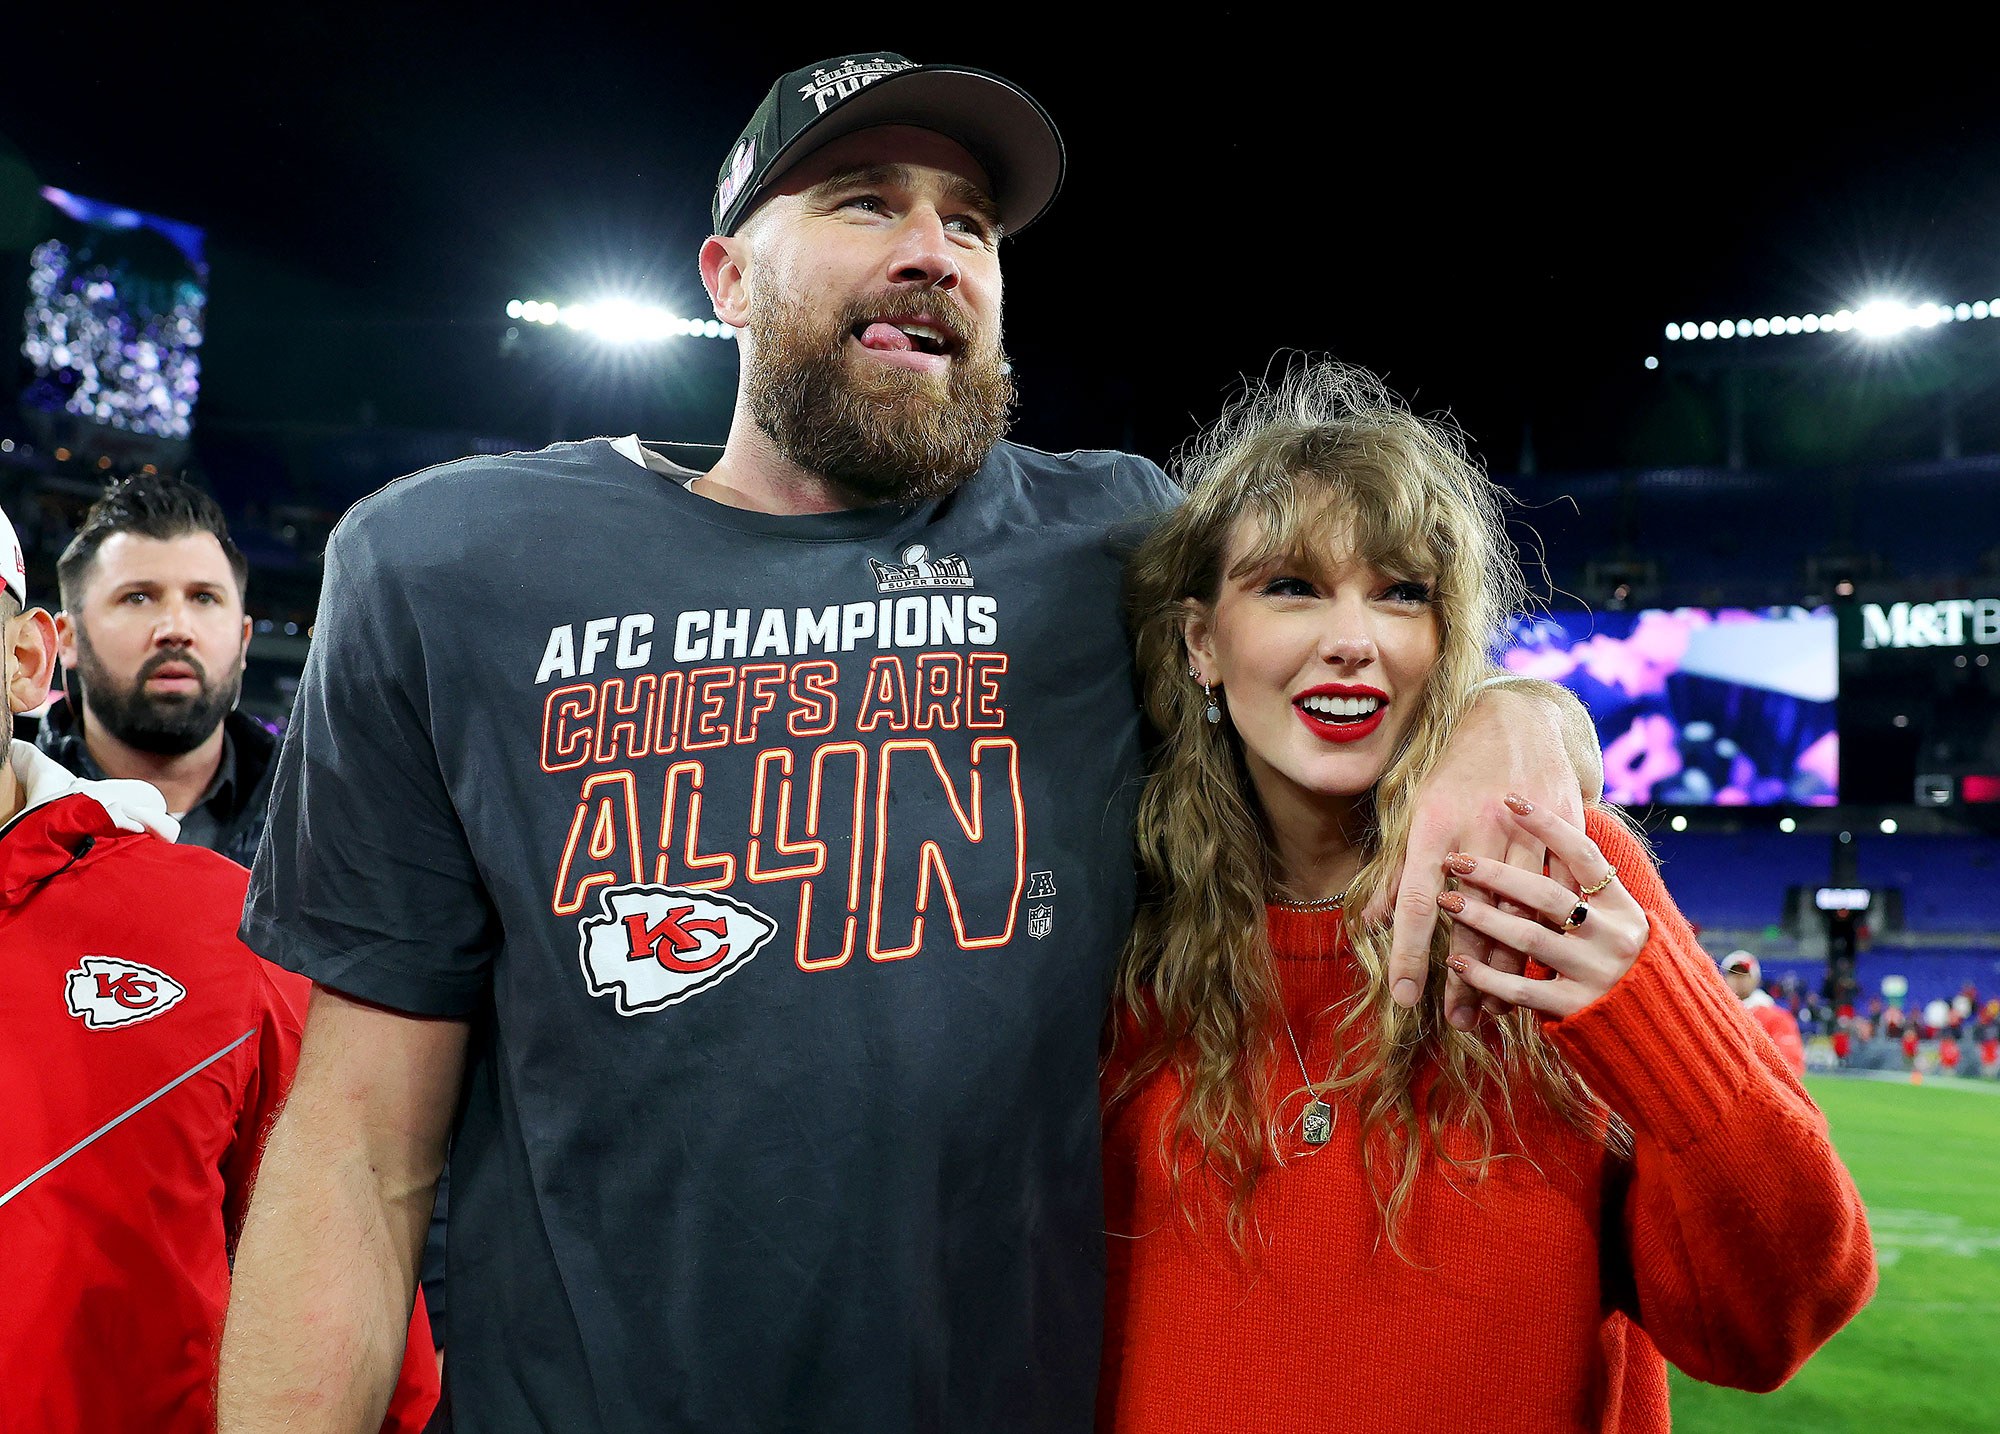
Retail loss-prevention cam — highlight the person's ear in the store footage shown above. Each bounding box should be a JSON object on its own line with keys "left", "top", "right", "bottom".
{"left": 54, "top": 609, "right": 77, "bottom": 672}
{"left": 1181, "top": 598, "right": 1218, "bottom": 685}
{"left": 699, "top": 233, "right": 754, "bottom": 330}
{"left": 8, "top": 609, "right": 59, "bottom": 715}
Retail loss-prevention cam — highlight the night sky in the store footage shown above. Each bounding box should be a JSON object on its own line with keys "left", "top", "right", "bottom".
{"left": 5, "top": 13, "right": 1998, "bottom": 476}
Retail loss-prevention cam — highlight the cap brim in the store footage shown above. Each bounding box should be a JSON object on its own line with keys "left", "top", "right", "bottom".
{"left": 738, "top": 66, "right": 1064, "bottom": 237}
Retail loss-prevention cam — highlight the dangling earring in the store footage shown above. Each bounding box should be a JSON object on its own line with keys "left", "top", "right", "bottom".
{"left": 1190, "top": 664, "right": 1221, "bottom": 725}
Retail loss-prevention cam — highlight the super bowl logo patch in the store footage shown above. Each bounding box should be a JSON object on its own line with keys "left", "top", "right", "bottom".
{"left": 870, "top": 544, "right": 974, "bottom": 593}
{"left": 578, "top": 884, "right": 779, "bottom": 1015}
{"left": 65, "top": 956, "right": 187, "bottom": 1029}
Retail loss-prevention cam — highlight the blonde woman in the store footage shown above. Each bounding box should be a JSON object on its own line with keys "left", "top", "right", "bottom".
{"left": 1100, "top": 363, "right": 1874, "bottom": 1433}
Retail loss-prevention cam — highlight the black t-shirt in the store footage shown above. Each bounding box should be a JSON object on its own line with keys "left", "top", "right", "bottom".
{"left": 242, "top": 436, "right": 1180, "bottom": 1434}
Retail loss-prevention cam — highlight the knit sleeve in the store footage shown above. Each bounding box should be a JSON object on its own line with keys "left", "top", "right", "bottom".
{"left": 1543, "top": 809, "right": 1877, "bottom": 1391}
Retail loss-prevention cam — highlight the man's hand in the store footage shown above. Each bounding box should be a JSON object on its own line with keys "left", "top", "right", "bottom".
{"left": 1365, "top": 680, "right": 1599, "bottom": 1026}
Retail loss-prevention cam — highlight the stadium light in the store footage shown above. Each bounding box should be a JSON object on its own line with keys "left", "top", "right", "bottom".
{"left": 1779, "top": 816, "right": 1797, "bottom": 833}
{"left": 1664, "top": 292, "right": 2000, "bottom": 346}
{"left": 1879, "top": 818, "right": 1898, "bottom": 834}
{"left": 504, "top": 298, "right": 737, "bottom": 344}
{"left": 1670, "top": 815, "right": 1688, "bottom": 831}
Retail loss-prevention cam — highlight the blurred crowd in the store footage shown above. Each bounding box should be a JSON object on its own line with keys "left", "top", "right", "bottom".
{"left": 1749, "top": 975, "right": 2000, "bottom": 1077}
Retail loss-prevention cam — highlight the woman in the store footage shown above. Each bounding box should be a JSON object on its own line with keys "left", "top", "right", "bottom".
{"left": 1100, "top": 363, "right": 1873, "bottom": 1433}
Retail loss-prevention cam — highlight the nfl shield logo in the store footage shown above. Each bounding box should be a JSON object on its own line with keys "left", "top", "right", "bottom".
{"left": 1028, "top": 904, "right": 1053, "bottom": 940}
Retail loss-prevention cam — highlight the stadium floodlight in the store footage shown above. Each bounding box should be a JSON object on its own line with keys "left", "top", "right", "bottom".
{"left": 1659, "top": 294, "right": 2000, "bottom": 345}
{"left": 504, "top": 298, "right": 737, "bottom": 343}
{"left": 1853, "top": 300, "right": 1916, "bottom": 338}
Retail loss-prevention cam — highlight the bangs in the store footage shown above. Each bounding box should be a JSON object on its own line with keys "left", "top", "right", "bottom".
{"left": 1220, "top": 455, "right": 1444, "bottom": 592}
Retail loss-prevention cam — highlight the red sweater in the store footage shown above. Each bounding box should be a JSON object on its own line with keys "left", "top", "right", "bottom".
{"left": 0, "top": 787, "right": 439, "bottom": 1434}
{"left": 1101, "top": 808, "right": 1874, "bottom": 1433}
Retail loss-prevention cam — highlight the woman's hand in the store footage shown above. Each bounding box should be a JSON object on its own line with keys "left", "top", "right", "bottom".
{"left": 1433, "top": 793, "right": 1650, "bottom": 1020}
{"left": 1366, "top": 686, "right": 1593, "bottom": 1028}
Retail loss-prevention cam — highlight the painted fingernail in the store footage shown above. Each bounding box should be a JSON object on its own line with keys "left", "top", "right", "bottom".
{"left": 1447, "top": 955, "right": 1468, "bottom": 973}
{"left": 1393, "top": 978, "right": 1418, "bottom": 1006}
{"left": 1505, "top": 794, "right": 1534, "bottom": 816}
{"left": 1437, "top": 891, "right": 1466, "bottom": 913}
{"left": 1445, "top": 852, "right": 1477, "bottom": 875}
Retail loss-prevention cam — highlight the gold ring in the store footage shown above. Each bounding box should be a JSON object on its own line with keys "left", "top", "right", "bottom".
{"left": 1578, "top": 869, "right": 1617, "bottom": 897}
{"left": 1561, "top": 902, "right": 1589, "bottom": 931}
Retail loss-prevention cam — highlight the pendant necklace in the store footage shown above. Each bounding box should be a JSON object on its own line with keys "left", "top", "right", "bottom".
{"left": 1273, "top": 886, "right": 1344, "bottom": 1148}
{"left": 1282, "top": 1017, "right": 1336, "bottom": 1146}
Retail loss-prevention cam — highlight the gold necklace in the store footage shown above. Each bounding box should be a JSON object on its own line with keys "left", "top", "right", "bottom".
{"left": 1270, "top": 887, "right": 1348, "bottom": 913}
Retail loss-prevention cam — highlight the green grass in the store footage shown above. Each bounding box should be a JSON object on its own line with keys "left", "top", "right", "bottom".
{"left": 1668, "top": 1076, "right": 2000, "bottom": 1431}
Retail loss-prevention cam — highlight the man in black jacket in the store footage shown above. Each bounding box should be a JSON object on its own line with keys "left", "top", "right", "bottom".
{"left": 36, "top": 473, "right": 274, "bottom": 868}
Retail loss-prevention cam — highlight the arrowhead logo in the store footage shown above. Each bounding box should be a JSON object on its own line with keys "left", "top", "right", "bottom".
{"left": 65, "top": 956, "right": 187, "bottom": 1029}
{"left": 578, "top": 884, "right": 778, "bottom": 1015}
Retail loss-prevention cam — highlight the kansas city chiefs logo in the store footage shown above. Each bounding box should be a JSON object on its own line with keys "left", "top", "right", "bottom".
{"left": 578, "top": 885, "right": 778, "bottom": 1015}
{"left": 65, "top": 956, "right": 187, "bottom": 1029}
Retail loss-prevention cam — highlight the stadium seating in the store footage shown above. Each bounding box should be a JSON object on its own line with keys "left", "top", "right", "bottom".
{"left": 1851, "top": 455, "right": 2000, "bottom": 581}
{"left": 1856, "top": 834, "right": 2000, "bottom": 932}
{"left": 1647, "top": 829, "right": 1832, "bottom": 931}
{"left": 1502, "top": 452, "right": 2000, "bottom": 603}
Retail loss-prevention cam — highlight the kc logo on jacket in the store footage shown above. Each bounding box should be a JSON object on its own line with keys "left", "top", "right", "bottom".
{"left": 578, "top": 884, "right": 780, "bottom": 1015}
{"left": 65, "top": 956, "right": 188, "bottom": 1029}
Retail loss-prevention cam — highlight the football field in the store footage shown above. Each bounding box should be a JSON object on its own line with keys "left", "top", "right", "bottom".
{"left": 1669, "top": 1075, "right": 2000, "bottom": 1430}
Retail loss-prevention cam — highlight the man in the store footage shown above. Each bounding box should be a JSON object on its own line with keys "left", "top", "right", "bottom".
{"left": 37, "top": 472, "right": 275, "bottom": 865}
{"left": 222, "top": 55, "right": 1594, "bottom": 1433}
{"left": 1723, "top": 950, "right": 1807, "bottom": 1079}
{"left": 0, "top": 502, "right": 438, "bottom": 1433}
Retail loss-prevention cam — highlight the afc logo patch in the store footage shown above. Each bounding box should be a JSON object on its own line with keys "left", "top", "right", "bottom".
{"left": 65, "top": 956, "right": 187, "bottom": 1029}
{"left": 578, "top": 884, "right": 779, "bottom": 1015}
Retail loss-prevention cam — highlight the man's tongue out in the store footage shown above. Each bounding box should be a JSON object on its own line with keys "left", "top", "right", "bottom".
{"left": 858, "top": 322, "right": 914, "bottom": 353}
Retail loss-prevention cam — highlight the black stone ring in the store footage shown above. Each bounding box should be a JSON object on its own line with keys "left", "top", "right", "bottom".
{"left": 1561, "top": 901, "right": 1590, "bottom": 932}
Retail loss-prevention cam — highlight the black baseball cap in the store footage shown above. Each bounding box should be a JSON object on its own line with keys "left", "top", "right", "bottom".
{"left": 712, "top": 53, "right": 1064, "bottom": 239}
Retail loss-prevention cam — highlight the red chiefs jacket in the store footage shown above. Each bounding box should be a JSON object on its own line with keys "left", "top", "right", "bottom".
{"left": 0, "top": 741, "right": 438, "bottom": 1433}
{"left": 1744, "top": 991, "right": 1808, "bottom": 1079}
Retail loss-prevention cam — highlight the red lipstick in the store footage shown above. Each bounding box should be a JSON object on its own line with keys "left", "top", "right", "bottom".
{"left": 1292, "top": 683, "right": 1388, "bottom": 744}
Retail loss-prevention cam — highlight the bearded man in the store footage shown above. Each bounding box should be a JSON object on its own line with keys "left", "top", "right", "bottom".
{"left": 38, "top": 474, "right": 272, "bottom": 865}
{"left": 221, "top": 54, "right": 1598, "bottom": 1434}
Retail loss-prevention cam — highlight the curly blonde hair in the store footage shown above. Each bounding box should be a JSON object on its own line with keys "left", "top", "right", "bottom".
{"left": 1112, "top": 360, "right": 1624, "bottom": 1251}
